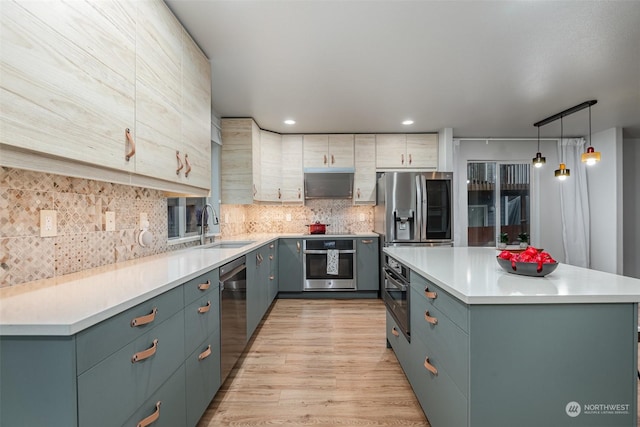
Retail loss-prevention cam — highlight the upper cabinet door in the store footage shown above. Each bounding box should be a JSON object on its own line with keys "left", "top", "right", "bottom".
{"left": 281, "top": 135, "right": 303, "bottom": 203}
{"left": 406, "top": 134, "right": 437, "bottom": 169}
{"left": 375, "top": 134, "right": 407, "bottom": 168}
{"left": 303, "top": 135, "right": 329, "bottom": 169}
{"left": 0, "top": 0, "right": 136, "bottom": 172}
{"left": 134, "top": 0, "right": 183, "bottom": 184}
{"left": 221, "top": 118, "right": 255, "bottom": 204}
{"left": 328, "top": 134, "right": 355, "bottom": 168}
{"left": 257, "top": 130, "right": 282, "bottom": 202}
{"left": 354, "top": 135, "right": 376, "bottom": 205}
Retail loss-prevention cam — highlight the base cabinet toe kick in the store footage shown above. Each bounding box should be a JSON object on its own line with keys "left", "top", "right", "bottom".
{"left": 386, "top": 271, "right": 638, "bottom": 427}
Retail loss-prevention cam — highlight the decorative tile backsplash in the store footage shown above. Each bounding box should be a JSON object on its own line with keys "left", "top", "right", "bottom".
{"left": 0, "top": 167, "right": 374, "bottom": 287}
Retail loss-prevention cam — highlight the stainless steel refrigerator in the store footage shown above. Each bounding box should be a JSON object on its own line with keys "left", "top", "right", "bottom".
{"left": 374, "top": 171, "right": 453, "bottom": 246}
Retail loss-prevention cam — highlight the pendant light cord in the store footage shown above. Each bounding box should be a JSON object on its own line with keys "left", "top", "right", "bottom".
{"left": 588, "top": 105, "right": 592, "bottom": 148}
{"left": 560, "top": 116, "right": 563, "bottom": 163}
{"left": 537, "top": 126, "right": 540, "bottom": 152}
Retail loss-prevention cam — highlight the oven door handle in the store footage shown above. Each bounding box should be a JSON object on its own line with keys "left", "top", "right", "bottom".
{"left": 303, "top": 249, "right": 355, "bottom": 254}
{"left": 384, "top": 269, "right": 408, "bottom": 292}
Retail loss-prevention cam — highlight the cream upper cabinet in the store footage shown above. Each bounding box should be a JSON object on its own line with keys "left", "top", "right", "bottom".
{"left": 281, "top": 135, "right": 304, "bottom": 203}
{"left": 303, "top": 134, "right": 354, "bottom": 169}
{"left": 0, "top": 0, "right": 211, "bottom": 195}
{"left": 353, "top": 135, "right": 376, "bottom": 205}
{"left": 376, "top": 134, "right": 438, "bottom": 169}
{"left": 134, "top": 1, "right": 211, "bottom": 191}
{"left": 256, "top": 130, "right": 282, "bottom": 202}
{"left": 0, "top": 0, "right": 136, "bottom": 172}
{"left": 221, "top": 119, "right": 256, "bottom": 204}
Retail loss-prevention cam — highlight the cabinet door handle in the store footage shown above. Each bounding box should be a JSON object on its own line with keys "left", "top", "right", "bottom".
{"left": 323, "top": 154, "right": 327, "bottom": 165}
{"left": 269, "top": 254, "right": 274, "bottom": 260}
{"left": 131, "top": 307, "right": 158, "bottom": 327}
{"left": 269, "top": 275, "right": 275, "bottom": 280}
{"left": 125, "top": 128, "right": 136, "bottom": 161}
{"left": 331, "top": 154, "right": 335, "bottom": 164}
{"left": 409, "top": 154, "right": 412, "bottom": 165}
{"left": 401, "top": 153, "right": 405, "bottom": 165}
{"left": 269, "top": 243, "right": 275, "bottom": 249}
{"left": 278, "top": 188, "right": 281, "bottom": 199}
{"left": 424, "top": 310, "right": 438, "bottom": 325}
{"left": 298, "top": 188, "right": 301, "bottom": 199}
{"left": 296, "top": 241, "right": 301, "bottom": 253}
{"left": 253, "top": 184, "right": 257, "bottom": 197}
{"left": 391, "top": 327, "right": 400, "bottom": 337}
{"left": 424, "top": 288, "right": 438, "bottom": 300}
{"left": 197, "top": 301, "right": 211, "bottom": 314}
{"left": 132, "top": 338, "right": 158, "bottom": 363}
{"left": 176, "top": 151, "right": 184, "bottom": 175}
{"left": 361, "top": 239, "right": 373, "bottom": 244}
{"left": 198, "top": 345, "right": 212, "bottom": 361}
{"left": 424, "top": 357, "right": 438, "bottom": 375}
{"left": 137, "top": 401, "right": 161, "bottom": 427}
{"left": 198, "top": 280, "right": 210, "bottom": 291}
{"left": 184, "top": 153, "right": 192, "bottom": 177}
{"left": 357, "top": 188, "right": 361, "bottom": 199}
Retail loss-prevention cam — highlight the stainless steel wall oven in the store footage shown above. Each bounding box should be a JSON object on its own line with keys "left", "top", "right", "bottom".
{"left": 303, "top": 239, "right": 356, "bottom": 290}
{"left": 382, "top": 254, "right": 410, "bottom": 341}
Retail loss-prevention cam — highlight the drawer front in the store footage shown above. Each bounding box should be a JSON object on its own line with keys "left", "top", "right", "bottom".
{"left": 77, "top": 311, "right": 185, "bottom": 427}
{"left": 410, "top": 271, "right": 468, "bottom": 332}
{"left": 184, "top": 268, "right": 219, "bottom": 306}
{"left": 410, "top": 287, "right": 469, "bottom": 397}
{"left": 185, "top": 333, "right": 221, "bottom": 427}
{"left": 76, "top": 286, "right": 183, "bottom": 374}
{"left": 184, "top": 288, "right": 220, "bottom": 354}
{"left": 124, "top": 364, "right": 187, "bottom": 427}
{"left": 386, "top": 310, "right": 412, "bottom": 377}
{"left": 410, "top": 336, "right": 468, "bottom": 427}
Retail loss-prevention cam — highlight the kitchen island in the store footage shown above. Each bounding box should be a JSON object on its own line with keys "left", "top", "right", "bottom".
{"left": 384, "top": 246, "right": 640, "bottom": 427}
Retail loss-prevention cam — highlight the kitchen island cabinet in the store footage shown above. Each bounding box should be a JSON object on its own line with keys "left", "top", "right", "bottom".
{"left": 384, "top": 246, "right": 640, "bottom": 427}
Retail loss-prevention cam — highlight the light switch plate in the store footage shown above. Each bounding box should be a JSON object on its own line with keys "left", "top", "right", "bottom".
{"left": 285, "top": 213, "right": 292, "bottom": 222}
{"left": 359, "top": 213, "right": 366, "bottom": 222}
{"left": 105, "top": 211, "right": 116, "bottom": 231}
{"left": 40, "top": 210, "right": 57, "bottom": 237}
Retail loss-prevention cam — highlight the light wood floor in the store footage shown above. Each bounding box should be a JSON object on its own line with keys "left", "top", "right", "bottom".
{"left": 198, "top": 298, "right": 430, "bottom": 426}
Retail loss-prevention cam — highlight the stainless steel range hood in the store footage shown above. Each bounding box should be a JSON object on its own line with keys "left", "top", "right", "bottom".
{"left": 303, "top": 168, "right": 355, "bottom": 199}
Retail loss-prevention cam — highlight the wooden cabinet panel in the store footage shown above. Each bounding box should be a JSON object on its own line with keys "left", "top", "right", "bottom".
{"left": 354, "top": 135, "right": 376, "bottom": 205}
{"left": 406, "top": 134, "right": 437, "bottom": 169}
{"left": 376, "top": 134, "right": 406, "bottom": 168}
{"left": 0, "top": 0, "right": 136, "bottom": 172}
{"left": 221, "top": 118, "right": 255, "bottom": 204}
{"left": 281, "top": 135, "right": 304, "bottom": 203}
{"left": 328, "top": 134, "right": 355, "bottom": 168}
{"left": 303, "top": 135, "right": 330, "bottom": 168}
{"left": 257, "top": 130, "right": 282, "bottom": 202}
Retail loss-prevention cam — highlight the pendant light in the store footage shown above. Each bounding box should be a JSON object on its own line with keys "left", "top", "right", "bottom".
{"left": 554, "top": 116, "right": 570, "bottom": 181}
{"left": 532, "top": 126, "right": 546, "bottom": 168}
{"left": 581, "top": 104, "right": 601, "bottom": 165}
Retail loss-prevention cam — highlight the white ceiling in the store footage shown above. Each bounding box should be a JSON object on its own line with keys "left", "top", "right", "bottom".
{"left": 165, "top": 0, "right": 640, "bottom": 138}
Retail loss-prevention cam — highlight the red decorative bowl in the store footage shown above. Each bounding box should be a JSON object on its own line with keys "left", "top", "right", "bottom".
{"left": 496, "top": 257, "right": 559, "bottom": 277}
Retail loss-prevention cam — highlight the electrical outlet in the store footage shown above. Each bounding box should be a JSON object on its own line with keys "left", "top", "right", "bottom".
{"left": 105, "top": 211, "right": 116, "bottom": 231}
{"left": 359, "top": 213, "right": 366, "bottom": 222}
{"left": 40, "top": 210, "right": 57, "bottom": 237}
{"left": 285, "top": 213, "right": 292, "bottom": 222}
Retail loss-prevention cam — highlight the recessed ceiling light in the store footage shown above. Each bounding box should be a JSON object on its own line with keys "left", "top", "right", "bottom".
{"left": 402, "top": 120, "right": 414, "bottom": 125}
{"left": 284, "top": 119, "right": 296, "bottom": 125}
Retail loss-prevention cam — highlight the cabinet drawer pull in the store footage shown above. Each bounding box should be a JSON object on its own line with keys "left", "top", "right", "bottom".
{"left": 278, "top": 188, "right": 281, "bottom": 199}
{"left": 269, "top": 254, "right": 274, "bottom": 260}
{"left": 331, "top": 154, "right": 335, "bottom": 164}
{"left": 269, "top": 244, "right": 275, "bottom": 249}
{"left": 197, "top": 301, "right": 211, "bottom": 314}
{"left": 198, "top": 345, "right": 212, "bottom": 361}
{"left": 424, "top": 357, "right": 438, "bottom": 375}
{"left": 361, "top": 239, "right": 373, "bottom": 244}
{"left": 184, "top": 153, "right": 192, "bottom": 177}
{"left": 137, "top": 401, "right": 161, "bottom": 427}
{"left": 323, "top": 154, "right": 327, "bottom": 165}
{"left": 424, "top": 288, "right": 438, "bottom": 300}
{"left": 269, "top": 275, "right": 275, "bottom": 280}
{"left": 131, "top": 307, "right": 158, "bottom": 327}
{"left": 125, "top": 128, "right": 136, "bottom": 161}
{"left": 401, "top": 153, "right": 405, "bottom": 165}
{"left": 298, "top": 188, "right": 301, "bottom": 199}
{"left": 391, "top": 327, "right": 400, "bottom": 337}
{"left": 176, "top": 151, "right": 184, "bottom": 175}
{"left": 409, "top": 153, "right": 412, "bottom": 165}
{"left": 198, "top": 280, "right": 211, "bottom": 291}
{"left": 357, "top": 188, "right": 361, "bottom": 198}
{"left": 296, "top": 241, "right": 301, "bottom": 252}
{"left": 424, "top": 310, "right": 438, "bottom": 325}
{"left": 132, "top": 339, "right": 158, "bottom": 363}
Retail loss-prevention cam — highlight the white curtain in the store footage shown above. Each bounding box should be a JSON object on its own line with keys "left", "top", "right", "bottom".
{"left": 452, "top": 139, "right": 465, "bottom": 246}
{"left": 557, "top": 138, "right": 590, "bottom": 267}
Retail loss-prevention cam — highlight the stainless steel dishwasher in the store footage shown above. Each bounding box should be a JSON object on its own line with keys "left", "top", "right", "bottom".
{"left": 219, "top": 256, "right": 247, "bottom": 382}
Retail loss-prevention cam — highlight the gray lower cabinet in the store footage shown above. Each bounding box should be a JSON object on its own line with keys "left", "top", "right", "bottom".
{"left": 247, "top": 243, "right": 277, "bottom": 340}
{"left": 268, "top": 241, "right": 278, "bottom": 301}
{"left": 356, "top": 237, "right": 379, "bottom": 291}
{"left": 278, "top": 238, "right": 303, "bottom": 292}
{"left": 0, "top": 268, "right": 221, "bottom": 427}
{"left": 387, "top": 271, "right": 638, "bottom": 427}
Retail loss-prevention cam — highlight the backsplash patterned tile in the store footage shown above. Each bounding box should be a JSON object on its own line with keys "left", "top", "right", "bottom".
{"left": 0, "top": 167, "right": 170, "bottom": 287}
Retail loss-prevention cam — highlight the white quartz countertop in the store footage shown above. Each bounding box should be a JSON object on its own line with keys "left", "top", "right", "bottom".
{"left": 383, "top": 246, "right": 640, "bottom": 305}
{"left": 0, "top": 232, "right": 378, "bottom": 336}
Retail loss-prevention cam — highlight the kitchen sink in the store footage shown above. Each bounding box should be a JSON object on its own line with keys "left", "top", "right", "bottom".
{"left": 198, "top": 240, "right": 255, "bottom": 249}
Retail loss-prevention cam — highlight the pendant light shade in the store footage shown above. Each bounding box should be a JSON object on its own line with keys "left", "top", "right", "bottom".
{"left": 532, "top": 126, "right": 546, "bottom": 168}
{"left": 581, "top": 104, "right": 601, "bottom": 165}
{"left": 554, "top": 162, "right": 570, "bottom": 180}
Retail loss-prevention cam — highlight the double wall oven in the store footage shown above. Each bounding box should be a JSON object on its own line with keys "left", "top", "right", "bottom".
{"left": 382, "top": 254, "right": 410, "bottom": 341}
{"left": 303, "top": 239, "right": 356, "bottom": 290}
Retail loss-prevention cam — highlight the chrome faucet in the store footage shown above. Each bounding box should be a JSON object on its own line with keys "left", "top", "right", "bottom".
{"left": 200, "top": 203, "right": 220, "bottom": 245}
